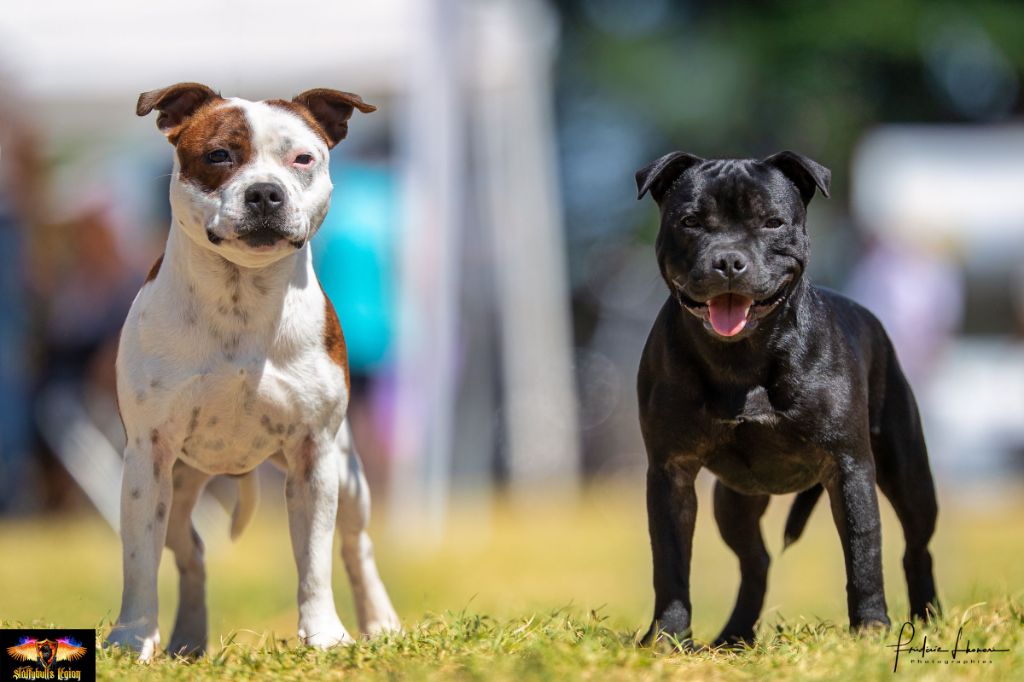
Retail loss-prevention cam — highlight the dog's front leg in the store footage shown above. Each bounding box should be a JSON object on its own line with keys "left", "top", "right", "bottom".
{"left": 825, "top": 451, "right": 890, "bottom": 630}
{"left": 108, "top": 438, "right": 174, "bottom": 661}
{"left": 286, "top": 435, "right": 352, "bottom": 648}
{"left": 642, "top": 460, "right": 699, "bottom": 649}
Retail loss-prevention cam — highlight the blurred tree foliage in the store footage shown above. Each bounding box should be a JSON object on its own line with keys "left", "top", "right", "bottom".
{"left": 552, "top": 0, "right": 1024, "bottom": 257}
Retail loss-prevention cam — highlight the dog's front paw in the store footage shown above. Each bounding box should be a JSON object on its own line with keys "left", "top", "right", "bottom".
{"left": 711, "top": 631, "right": 756, "bottom": 650}
{"left": 851, "top": 614, "right": 891, "bottom": 635}
{"left": 640, "top": 622, "right": 697, "bottom": 652}
{"left": 298, "top": 617, "right": 354, "bottom": 649}
{"left": 363, "top": 607, "right": 402, "bottom": 637}
{"left": 167, "top": 634, "right": 206, "bottom": 659}
{"left": 107, "top": 622, "right": 161, "bottom": 662}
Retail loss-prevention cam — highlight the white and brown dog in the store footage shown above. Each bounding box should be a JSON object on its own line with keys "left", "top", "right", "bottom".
{"left": 107, "top": 82, "right": 400, "bottom": 660}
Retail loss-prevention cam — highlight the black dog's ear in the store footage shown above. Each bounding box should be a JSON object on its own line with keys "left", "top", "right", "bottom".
{"left": 292, "top": 89, "right": 377, "bottom": 148}
{"left": 137, "top": 82, "right": 220, "bottom": 137}
{"left": 635, "top": 151, "right": 704, "bottom": 202}
{"left": 762, "top": 150, "right": 831, "bottom": 205}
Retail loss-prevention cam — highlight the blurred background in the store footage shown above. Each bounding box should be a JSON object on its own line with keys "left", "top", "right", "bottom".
{"left": 1, "top": 0, "right": 1023, "bottom": 642}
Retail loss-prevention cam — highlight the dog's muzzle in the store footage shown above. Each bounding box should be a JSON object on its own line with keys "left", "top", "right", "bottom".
{"left": 673, "top": 279, "right": 790, "bottom": 338}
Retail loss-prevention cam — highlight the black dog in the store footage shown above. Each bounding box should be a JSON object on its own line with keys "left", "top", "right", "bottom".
{"left": 634, "top": 151, "right": 939, "bottom": 648}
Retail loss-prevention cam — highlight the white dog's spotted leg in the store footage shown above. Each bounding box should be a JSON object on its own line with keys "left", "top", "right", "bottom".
{"left": 286, "top": 435, "right": 352, "bottom": 648}
{"left": 108, "top": 435, "right": 174, "bottom": 661}
{"left": 165, "top": 461, "right": 212, "bottom": 657}
{"left": 336, "top": 427, "right": 401, "bottom": 636}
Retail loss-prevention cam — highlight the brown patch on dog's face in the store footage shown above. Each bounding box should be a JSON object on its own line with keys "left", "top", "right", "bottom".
{"left": 174, "top": 104, "right": 253, "bottom": 192}
{"left": 322, "top": 290, "right": 350, "bottom": 392}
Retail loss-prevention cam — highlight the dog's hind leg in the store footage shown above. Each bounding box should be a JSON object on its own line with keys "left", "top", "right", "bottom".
{"left": 872, "top": 358, "right": 939, "bottom": 621}
{"left": 165, "top": 461, "right": 212, "bottom": 656}
{"left": 712, "top": 481, "right": 770, "bottom": 646}
{"left": 336, "top": 423, "right": 401, "bottom": 636}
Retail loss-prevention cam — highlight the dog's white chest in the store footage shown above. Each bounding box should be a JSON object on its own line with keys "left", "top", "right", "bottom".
{"left": 158, "top": 361, "right": 311, "bottom": 473}
{"left": 117, "top": 238, "right": 348, "bottom": 475}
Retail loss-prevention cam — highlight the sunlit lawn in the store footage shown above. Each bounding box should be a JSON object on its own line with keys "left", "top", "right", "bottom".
{"left": 1, "top": 474, "right": 1022, "bottom": 679}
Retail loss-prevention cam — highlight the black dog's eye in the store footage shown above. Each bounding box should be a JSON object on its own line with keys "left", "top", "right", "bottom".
{"left": 294, "top": 153, "right": 315, "bottom": 166}
{"left": 763, "top": 217, "right": 784, "bottom": 229}
{"left": 205, "top": 149, "right": 231, "bottom": 164}
{"left": 681, "top": 215, "right": 700, "bottom": 228}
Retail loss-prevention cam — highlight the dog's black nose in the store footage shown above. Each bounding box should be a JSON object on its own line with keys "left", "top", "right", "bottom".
{"left": 244, "top": 183, "right": 285, "bottom": 217}
{"left": 712, "top": 252, "right": 748, "bottom": 277}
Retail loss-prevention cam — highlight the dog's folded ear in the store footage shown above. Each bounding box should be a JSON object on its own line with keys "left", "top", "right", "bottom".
{"left": 292, "top": 89, "right": 377, "bottom": 148}
{"left": 762, "top": 151, "right": 831, "bottom": 205}
{"left": 137, "top": 83, "right": 220, "bottom": 136}
{"left": 636, "top": 152, "right": 704, "bottom": 202}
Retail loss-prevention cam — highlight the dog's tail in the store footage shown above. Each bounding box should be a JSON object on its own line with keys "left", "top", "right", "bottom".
{"left": 783, "top": 484, "right": 823, "bottom": 550}
{"left": 230, "top": 471, "right": 260, "bottom": 541}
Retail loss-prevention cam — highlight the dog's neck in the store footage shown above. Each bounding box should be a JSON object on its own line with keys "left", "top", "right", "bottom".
{"left": 163, "top": 222, "right": 313, "bottom": 337}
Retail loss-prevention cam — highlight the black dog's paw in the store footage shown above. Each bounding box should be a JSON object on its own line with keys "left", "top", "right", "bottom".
{"left": 167, "top": 640, "right": 206, "bottom": 661}
{"left": 912, "top": 600, "right": 942, "bottom": 622}
{"left": 639, "top": 624, "right": 700, "bottom": 653}
{"left": 851, "top": 614, "right": 891, "bottom": 636}
{"left": 711, "top": 631, "right": 756, "bottom": 650}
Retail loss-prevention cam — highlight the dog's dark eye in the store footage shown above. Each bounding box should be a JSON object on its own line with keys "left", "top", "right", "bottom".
{"left": 681, "top": 215, "right": 700, "bottom": 228}
{"left": 205, "top": 149, "right": 231, "bottom": 164}
{"left": 293, "top": 153, "right": 314, "bottom": 166}
{"left": 763, "top": 217, "right": 784, "bottom": 229}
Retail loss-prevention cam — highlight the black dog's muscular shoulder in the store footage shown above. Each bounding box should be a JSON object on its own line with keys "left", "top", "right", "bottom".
{"left": 634, "top": 150, "right": 939, "bottom": 648}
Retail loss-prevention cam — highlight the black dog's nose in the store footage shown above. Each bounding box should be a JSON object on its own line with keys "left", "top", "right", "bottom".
{"left": 712, "top": 252, "right": 748, "bottom": 277}
{"left": 244, "top": 183, "right": 285, "bottom": 216}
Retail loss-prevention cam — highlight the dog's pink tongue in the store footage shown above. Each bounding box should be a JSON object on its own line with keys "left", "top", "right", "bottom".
{"left": 707, "top": 294, "right": 753, "bottom": 336}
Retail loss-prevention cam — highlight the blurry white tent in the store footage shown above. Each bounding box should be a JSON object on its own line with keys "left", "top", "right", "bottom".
{"left": 850, "top": 125, "right": 1024, "bottom": 484}
{"left": 0, "top": 0, "right": 580, "bottom": 539}
{"left": 0, "top": 0, "right": 407, "bottom": 101}
{"left": 852, "top": 125, "right": 1024, "bottom": 251}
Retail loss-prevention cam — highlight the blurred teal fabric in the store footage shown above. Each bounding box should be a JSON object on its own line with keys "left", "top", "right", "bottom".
{"left": 313, "top": 162, "right": 397, "bottom": 373}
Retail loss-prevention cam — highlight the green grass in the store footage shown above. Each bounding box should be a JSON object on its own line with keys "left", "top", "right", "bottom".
{"left": 2, "top": 475, "right": 1023, "bottom": 679}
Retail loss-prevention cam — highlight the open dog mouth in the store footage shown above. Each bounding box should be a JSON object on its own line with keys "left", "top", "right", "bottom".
{"left": 676, "top": 286, "right": 789, "bottom": 337}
